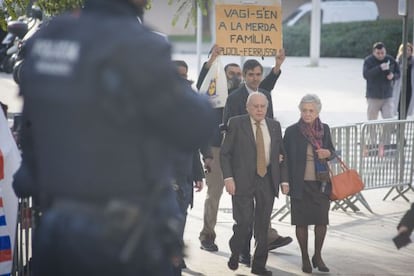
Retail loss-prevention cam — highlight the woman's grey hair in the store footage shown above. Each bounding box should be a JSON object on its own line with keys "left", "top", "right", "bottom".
{"left": 298, "top": 94, "right": 322, "bottom": 113}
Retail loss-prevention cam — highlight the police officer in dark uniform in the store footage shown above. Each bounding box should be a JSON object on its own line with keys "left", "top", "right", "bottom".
{"left": 12, "top": 0, "right": 215, "bottom": 275}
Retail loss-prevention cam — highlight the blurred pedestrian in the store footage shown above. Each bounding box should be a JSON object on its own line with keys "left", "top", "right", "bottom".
{"left": 392, "top": 43, "right": 414, "bottom": 119}
{"left": 172, "top": 60, "right": 206, "bottom": 275}
{"left": 12, "top": 1, "right": 214, "bottom": 275}
{"left": 395, "top": 203, "right": 414, "bottom": 249}
{"left": 283, "top": 94, "right": 335, "bottom": 274}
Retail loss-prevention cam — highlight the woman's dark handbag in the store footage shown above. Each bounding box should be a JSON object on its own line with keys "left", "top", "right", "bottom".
{"left": 328, "top": 155, "right": 364, "bottom": 200}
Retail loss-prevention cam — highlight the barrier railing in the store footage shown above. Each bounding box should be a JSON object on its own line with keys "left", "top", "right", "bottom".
{"left": 360, "top": 120, "right": 414, "bottom": 201}
{"left": 12, "top": 198, "right": 34, "bottom": 276}
{"left": 271, "top": 119, "right": 414, "bottom": 221}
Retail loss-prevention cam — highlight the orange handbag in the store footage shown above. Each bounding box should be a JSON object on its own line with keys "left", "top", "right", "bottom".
{"left": 328, "top": 155, "right": 364, "bottom": 201}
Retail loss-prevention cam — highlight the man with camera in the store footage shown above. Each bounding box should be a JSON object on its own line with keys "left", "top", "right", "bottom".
{"left": 363, "top": 42, "right": 400, "bottom": 121}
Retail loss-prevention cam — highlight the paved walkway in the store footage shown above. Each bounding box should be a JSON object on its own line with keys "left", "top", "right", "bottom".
{"left": 171, "top": 43, "right": 414, "bottom": 276}
{"left": 182, "top": 188, "right": 414, "bottom": 276}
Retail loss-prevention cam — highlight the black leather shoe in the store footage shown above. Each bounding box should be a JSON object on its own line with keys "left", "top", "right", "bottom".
{"left": 312, "top": 256, "right": 330, "bottom": 272}
{"left": 268, "top": 236, "right": 293, "bottom": 251}
{"left": 200, "top": 240, "right": 218, "bottom": 252}
{"left": 251, "top": 267, "right": 272, "bottom": 275}
{"left": 239, "top": 254, "right": 251, "bottom": 267}
{"left": 227, "top": 255, "right": 239, "bottom": 271}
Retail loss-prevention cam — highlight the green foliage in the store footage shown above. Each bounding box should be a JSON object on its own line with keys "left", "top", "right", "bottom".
{"left": 283, "top": 19, "right": 412, "bottom": 58}
{"left": 168, "top": 0, "right": 211, "bottom": 28}
{"left": 36, "top": 0, "right": 83, "bottom": 16}
{"left": 0, "top": 0, "right": 83, "bottom": 30}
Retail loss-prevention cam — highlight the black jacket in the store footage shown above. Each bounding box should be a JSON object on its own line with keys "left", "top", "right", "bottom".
{"left": 283, "top": 122, "right": 335, "bottom": 199}
{"left": 13, "top": 0, "right": 215, "bottom": 203}
{"left": 363, "top": 54, "right": 400, "bottom": 99}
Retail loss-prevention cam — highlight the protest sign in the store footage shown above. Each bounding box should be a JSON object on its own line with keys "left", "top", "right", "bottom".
{"left": 216, "top": 0, "right": 282, "bottom": 56}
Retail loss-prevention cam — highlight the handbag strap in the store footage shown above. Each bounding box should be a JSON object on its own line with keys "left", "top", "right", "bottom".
{"left": 327, "top": 153, "right": 350, "bottom": 177}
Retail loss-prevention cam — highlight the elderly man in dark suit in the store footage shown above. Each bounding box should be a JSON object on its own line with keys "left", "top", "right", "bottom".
{"left": 220, "top": 92, "right": 289, "bottom": 276}
{"left": 222, "top": 59, "right": 292, "bottom": 267}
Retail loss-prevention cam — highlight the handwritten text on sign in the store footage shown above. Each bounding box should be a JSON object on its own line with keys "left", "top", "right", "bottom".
{"left": 215, "top": 4, "right": 282, "bottom": 57}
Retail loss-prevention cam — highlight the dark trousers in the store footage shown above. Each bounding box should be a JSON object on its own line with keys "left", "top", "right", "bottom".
{"left": 229, "top": 174, "right": 275, "bottom": 269}
{"left": 173, "top": 179, "right": 193, "bottom": 276}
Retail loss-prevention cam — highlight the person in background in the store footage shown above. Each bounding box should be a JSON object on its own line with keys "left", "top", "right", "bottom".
{"left": 363, "top": 42, "right": 400, "bottom": 156}
{"left": 221, "top": 92, "right": 289, "bottom": 276}
{"left": 12, "top": 0, "right": 215, "bottom": 275}
{"left": 172, "top": 60, "right": 205, "bottom": 275}
{"left": 392, "top": 43, "right": 414, "bottom": 119}
{"left": 363, "top": 42, "right": 400, "bottom": 121}
{"left": 283, "top": 94, "right": 335, "bottom": 274}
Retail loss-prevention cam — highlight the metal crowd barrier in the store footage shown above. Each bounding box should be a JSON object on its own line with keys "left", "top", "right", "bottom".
{"left": 360, "top": 120, "right": 414, "bottom": 201}
{"left": 12, "top": 198, "right": 34, "bottom": 276}
{"left": 272, "top": 119, "right": 414, "bottom": 221}
{"left": 329, "top": 124, "right": 373, "bottom": 213}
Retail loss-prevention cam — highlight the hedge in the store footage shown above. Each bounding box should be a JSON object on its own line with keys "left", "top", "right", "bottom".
{"left": 283, "top": 19, "right": 413, "bottom": 58}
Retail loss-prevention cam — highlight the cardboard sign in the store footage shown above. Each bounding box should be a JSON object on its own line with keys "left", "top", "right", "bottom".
{"left": 215, "top": 1, "right": 282, "bottom": 57}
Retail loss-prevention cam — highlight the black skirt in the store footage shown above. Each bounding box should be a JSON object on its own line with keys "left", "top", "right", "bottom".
{"left": 291, "top": 181, "right": 330, "bottom": 226}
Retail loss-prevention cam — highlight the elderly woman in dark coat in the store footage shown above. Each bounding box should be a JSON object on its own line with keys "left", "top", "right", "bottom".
{"left": 283, "top": 94, "right": 335, "bottom": 274}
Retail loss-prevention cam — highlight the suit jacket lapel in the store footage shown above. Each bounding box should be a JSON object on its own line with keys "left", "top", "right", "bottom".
{"left": 242, "top": 115, "right": 256, "bottom": 147}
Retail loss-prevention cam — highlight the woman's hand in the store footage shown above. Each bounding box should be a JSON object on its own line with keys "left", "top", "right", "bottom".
{"left": 315, "top": 148, "right": 331, "bottom": 159}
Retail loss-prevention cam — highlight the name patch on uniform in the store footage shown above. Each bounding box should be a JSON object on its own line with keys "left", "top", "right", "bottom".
{"left": 32, "top": 39, "right": 80, "bottom": 76}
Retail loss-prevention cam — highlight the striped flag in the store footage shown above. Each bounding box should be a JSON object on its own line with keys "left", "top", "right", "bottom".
{"left": 0, "top": 112, "right": 21, "bottom": 276}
